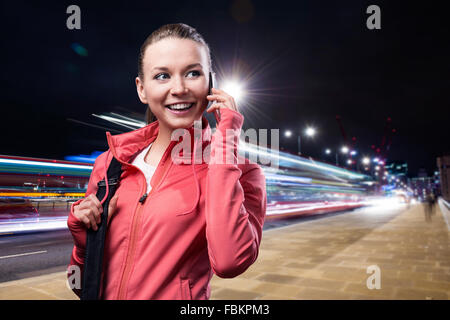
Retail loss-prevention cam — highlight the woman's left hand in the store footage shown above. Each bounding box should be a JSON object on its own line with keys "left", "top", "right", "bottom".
{"left": 206, "top": 88, "right": 240, "bottom": 115}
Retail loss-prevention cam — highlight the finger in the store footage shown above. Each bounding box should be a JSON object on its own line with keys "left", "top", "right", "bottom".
{"left": 88, "top": 194, "right": 103, "bottom": 213}
{"left": 206, "top": 103, "right": 224, "bottom": 113}
{"left": 80, "top": 213, "right": 91, "bottom": 229}
{"left": 85, "top": 210, "right": 98, "bottom": 231}
{"left": 211, "top": 87, "right": 228, "bottom": 95}
{"left": 92, "top": 205, "right": 102, "bottom": 224}
{"left": 108, "top": 195, "right": 118, "bottom": 220}
{"left": 211, "top": 87, "right": 233, "bottom": 100}
{"left": 206, "top": 94, "right": 226, "bottom": 102}
{"left": 207, "top": 103, "right": 237, "bottom": 113}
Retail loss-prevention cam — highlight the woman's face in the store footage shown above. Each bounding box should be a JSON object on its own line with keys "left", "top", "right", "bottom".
{"left": 136, "top": 38, "right": 210, "bottom": 132}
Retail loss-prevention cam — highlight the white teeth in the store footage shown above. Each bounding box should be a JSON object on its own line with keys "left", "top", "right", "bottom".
{"left": 167, "top": 103, "right": 193, "bottom": 110}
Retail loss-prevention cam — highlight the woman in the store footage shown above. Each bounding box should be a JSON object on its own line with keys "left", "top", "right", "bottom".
{"left": 67, "top": 23, "right": 267, "bottom": 300}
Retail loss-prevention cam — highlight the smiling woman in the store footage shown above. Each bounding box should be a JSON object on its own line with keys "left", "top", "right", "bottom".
{"left": 66, "top": 23, "right": 267, "bottom": 300}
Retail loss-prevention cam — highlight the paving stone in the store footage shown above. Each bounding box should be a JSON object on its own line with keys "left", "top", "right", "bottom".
{"left": 256, "top": 273, "right": 303, "bottom": 285}
{"left": 210, "top": 288, "right": 263, "bottom": 300}
{"left": 343, "top": 283, "right": 395, "bottom": 299}
{"left": 249, "top": 282, "right": 302, "bottom": 299}
{"left": 394, "top": 288, "right": 448, "bottom": 300}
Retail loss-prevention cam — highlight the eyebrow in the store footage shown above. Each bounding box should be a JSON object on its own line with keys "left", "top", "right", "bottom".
{"left": 151, "top": 63, "right": 203, "bottom": 72}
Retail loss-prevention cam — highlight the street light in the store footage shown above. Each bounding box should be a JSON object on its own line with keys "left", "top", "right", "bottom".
{"left": 222, "top": 80, "right": 244, "bottom": 103}
{"left": 341, "top": 146, "right": 349, "bottom": 154}
{"left": 305, "top": 127, "right": 316, "bottom": 137}
{"left": 325, "top": 148, "right": 339, "bottom": 166}
{"left": 284, "top": 127, "right": 317, "bottom": 155}
{"left": 362, "top": 157, "right": 370, "bottom": 165}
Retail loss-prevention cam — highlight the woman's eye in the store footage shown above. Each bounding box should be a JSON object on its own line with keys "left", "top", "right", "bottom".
{"left": 155, "top": 73, "right": 170, "bottom": 80}
{"left": 186, "top": 70, "right": 201, "bottom": 78}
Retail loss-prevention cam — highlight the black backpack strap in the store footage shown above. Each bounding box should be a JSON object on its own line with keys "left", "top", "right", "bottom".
{"left": 81, "top": 156, "right": 122, "bottom": 300}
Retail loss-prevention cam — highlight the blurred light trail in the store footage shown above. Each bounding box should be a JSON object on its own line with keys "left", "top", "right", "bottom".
{"left": 0, "top": 192, "right": 85, "bottom": 197}
{"left": 65, "top": 151, "right": 103, "bottom": 164}
{"left": 0, "top": 216, "right": 68, "bottom": 235}
{"left": 0, "top": 155, "right": 92, "bottom": 176}
{"left": 241, "top": 142, "right": 368, "bottom": 180}
{"left": 92, "top": 114, "right": 143, "bottom": 130}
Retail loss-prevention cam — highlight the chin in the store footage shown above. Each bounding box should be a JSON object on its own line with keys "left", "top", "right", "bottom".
{"left": 164, "top": 108, "right": 205, "bottom": 129}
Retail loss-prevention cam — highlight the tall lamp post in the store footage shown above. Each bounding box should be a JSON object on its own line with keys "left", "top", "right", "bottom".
{"left": 325, "top": 148, "right": 339, "bottom": 166}
{"left": 298, "top": 127, "right": 316, "bottom": 155}
{"left": 285, "top": 127, "right": 316, "bottom": 156}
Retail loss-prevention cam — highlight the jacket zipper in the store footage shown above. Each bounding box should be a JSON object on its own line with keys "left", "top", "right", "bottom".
{"left": 116, "top": 184, "right": 147, "bottom": 300}
{"left": 116, "top": 140, "right": 176, "bottom": 300}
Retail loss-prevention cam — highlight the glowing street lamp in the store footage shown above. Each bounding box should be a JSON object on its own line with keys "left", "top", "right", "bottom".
{"left": 325, "top": 149, "right": 331, "bottom": 155}
{"left": 305, "top": 127, "right": 316, "bottom": 137}
{"left": 222, "top": 80, "right": 245, "bottom": 103}
{"left": 341, "top": 146, "right": 349, "bottom": 154}
{"left": 285, "top": 127, "right": 317, "bottom": 155}
{"left": 362, "top": 157, "right": 370, "bottom": 165}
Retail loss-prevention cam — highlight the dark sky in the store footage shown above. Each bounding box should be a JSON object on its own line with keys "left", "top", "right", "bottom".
{"left": 1, "top": 0, "right": 449, "bottom": 176}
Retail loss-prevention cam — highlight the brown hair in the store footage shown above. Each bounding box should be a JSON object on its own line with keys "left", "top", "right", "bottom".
{"left": 138, "top": 23, "right": 212, "bottom": 124}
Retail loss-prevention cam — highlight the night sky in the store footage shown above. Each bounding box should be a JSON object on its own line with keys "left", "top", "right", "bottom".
{"left": 1, "top": 0, "right": 449, "bottom": 177}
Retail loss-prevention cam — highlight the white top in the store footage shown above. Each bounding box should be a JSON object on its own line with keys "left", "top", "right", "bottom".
{"left": 131, "top": 143, "right": 156, "bottom": 193}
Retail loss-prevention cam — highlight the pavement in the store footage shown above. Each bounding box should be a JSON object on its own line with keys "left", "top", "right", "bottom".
{"left": 0, "top": 202, "right": 449, "bottom": 300}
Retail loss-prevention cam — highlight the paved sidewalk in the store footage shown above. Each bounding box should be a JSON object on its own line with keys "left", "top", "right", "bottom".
{"left": 0, "top": 203, "right": 448, "bottom": 300}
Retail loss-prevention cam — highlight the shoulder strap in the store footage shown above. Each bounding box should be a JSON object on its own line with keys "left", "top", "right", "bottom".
{"left": 81, "top": 156, "right": 122, "bottom": 300}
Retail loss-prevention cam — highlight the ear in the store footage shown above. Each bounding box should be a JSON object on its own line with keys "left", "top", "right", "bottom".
{"left": 135, "top": 76, "right": 148, "bottom": 104}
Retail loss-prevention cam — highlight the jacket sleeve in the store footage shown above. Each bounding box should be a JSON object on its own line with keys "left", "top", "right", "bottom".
{"left": 66, "top": 152, "right": 107, "bottom": 297}
{"left": 205, "top": 108, "right": 267, "bottom": 278}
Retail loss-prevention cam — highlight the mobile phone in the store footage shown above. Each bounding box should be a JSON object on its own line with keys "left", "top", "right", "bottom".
{"left": 208, "top": 72, "right": 221, "bottom": 123}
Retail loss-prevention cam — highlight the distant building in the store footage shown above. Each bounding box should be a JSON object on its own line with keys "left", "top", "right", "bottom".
{"left": 385, "top": 161, "right": 408, "bottom": 183}
{"left": 437, "top": 155, "right": 450, "bottom": 202}
{"left": 410, "top": 176, "right": 436, "bottom": 201}
{"left": 417, "top": 167, "right": 428, "bottom": 178}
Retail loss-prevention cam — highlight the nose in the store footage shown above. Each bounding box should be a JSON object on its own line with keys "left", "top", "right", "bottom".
{"left": 170, "top": 76, "right": 188, "bottom": 95}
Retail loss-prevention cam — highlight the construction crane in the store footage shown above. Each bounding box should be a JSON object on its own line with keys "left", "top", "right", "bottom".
{"left": 335, "top": 115, "right": 358, "bottom": 168}
{"left": 371, "top": 117, "right": 396, "bottom": 160}
{"left": 335, "top": 115, "right": 357, "bottom": 150}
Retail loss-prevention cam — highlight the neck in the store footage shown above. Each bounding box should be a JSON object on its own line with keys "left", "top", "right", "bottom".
{"left": 153, "top": 124, "right": 173, "bottom": 150}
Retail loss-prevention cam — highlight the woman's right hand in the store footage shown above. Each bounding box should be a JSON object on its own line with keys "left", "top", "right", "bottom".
{"left": 72, "top": 194, "right": 118, "bottom": 231}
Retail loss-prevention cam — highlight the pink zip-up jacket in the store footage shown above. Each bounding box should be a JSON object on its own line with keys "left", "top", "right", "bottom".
{"left": 67, "top": 108, "right": 267, "bottom": 300}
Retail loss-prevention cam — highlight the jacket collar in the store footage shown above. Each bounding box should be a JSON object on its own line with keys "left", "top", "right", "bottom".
{"left": 105, "top": 115, "right": 212, "bottom": 166}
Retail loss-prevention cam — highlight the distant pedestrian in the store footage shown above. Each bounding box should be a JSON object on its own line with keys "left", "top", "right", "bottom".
{"left": 423, "top": 193, "right": 435, "bottom": 222}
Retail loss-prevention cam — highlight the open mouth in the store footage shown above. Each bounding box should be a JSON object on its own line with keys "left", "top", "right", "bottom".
{"left": 165, "top": 103, "right": 194, "bottom": 111}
